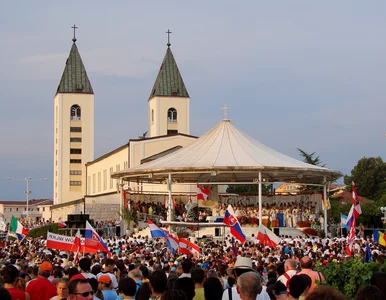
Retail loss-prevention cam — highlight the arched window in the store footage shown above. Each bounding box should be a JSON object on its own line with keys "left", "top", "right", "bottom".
{"left": 151, "top": 109, "right": 154, "bottom": 124}
{"left": 71, "top": 105, "right": 81, "bottom": 120}
{"left": 167, "top": 108, "right": 177, "bottom": 123}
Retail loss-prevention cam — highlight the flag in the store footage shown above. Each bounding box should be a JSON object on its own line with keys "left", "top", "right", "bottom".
{"left": 46, "top": 232, "right": 99, "bottom": 253}
{"left": 346, "top": 217, "right": 356, "bottom": 255}
{"left": 10, "top": 216, "right": 29, "bottom": 235}
{"left": 197, "top": 185, "right": 210, "bottom": 201}
{"left": 7, "top": 231, "right": 25, "bottom": 242}
{"left": 373, "top": 229, "right": 386, "bottom": 246}
{"left": 231, "top": 237, "right": 238, "bottom": 257}
{"left": 257, "top": 224, "right": 281, "bottom": 248}
{"left": 147, "top": 219, "right": 167, "bottom": 239}
{"left": 165, "top": 233, "right": 179, "bottom": 255}
{"left": 179, "top": 237, "right": 201, "bottom": 255}
{"left": 0, "top": 213, "right": 6, "bottom": 231}
{"left": 85, "top": 221, "right": 111, "bottom": 256}
{"left": 74, "top": 229, "right": 81, "bottom": 264}
{"left": 58, "top": 219, "right": 67, "bottom": 228}
{"left": 364, "top": 243, "right": 372, "bottom": 262}
{"left": 223, "top": 205, "right": 246, "bottom": 244}
{"left": 340, "top": 214, "right": 350, "bottom": 230}
{"left": 352, "top": 182, "right": 359, "bottom": 205}
{"left": 322, "top": 193, "right": 330, "bottom": 210}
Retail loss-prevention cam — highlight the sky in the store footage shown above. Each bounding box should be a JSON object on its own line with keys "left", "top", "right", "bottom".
{"left": 1, "top": 1, "right": 386, "bottom": 201}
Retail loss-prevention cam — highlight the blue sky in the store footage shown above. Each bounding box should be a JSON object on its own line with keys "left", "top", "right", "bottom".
{"left": 1, "top": 1, "right": 386, "bottom": 200}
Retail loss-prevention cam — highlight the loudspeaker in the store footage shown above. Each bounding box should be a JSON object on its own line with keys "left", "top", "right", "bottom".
{"left": 273, "top": 227, "right": 280, "bottom": 236}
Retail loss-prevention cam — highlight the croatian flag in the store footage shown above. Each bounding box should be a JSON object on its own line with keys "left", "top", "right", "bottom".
{"left": 147, "top": 219, "right": 167, "bottom": 239}
{"left": 179, "top": 237, "right": 201, "bottom": 255}
{"left": 165, "top": 233, "right": 179, "bottom": 254}
{"left": 257, "top": 224, "right": 281, "bottom": 248}
{"left": 197, "top": 185, "right": 210, "bottom": 200}
{"left": 346, "top": 217, "right": 356, "bottom": 256}
{"left": 223, "top": 205, "right": 246, "bottom": 244}
{"left": 85, "top": 221, "right": 111, "bottom": 257}
{"left": 346, "top": 183, "right": 362, "bottom": 226}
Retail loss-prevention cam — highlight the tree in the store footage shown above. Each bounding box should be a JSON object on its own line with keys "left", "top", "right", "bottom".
{"left": 226, "top": 184, "right": 271, "bottom": 194}
{"left": 297, "top": 148, "right": 326, "bottom": 167}
{"left": 344, "top": 157, "right": 386, "bottom": 201}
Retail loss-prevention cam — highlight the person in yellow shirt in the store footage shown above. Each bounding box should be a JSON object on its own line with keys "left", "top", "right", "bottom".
{"left": 191, "top": 267, "right": 205, "bottom": 300}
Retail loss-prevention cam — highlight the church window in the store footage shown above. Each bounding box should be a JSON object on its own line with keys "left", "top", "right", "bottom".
{"left": 70, "top": 159, "right": 82, "bottom": 163}
{"left": 93, "top": 174, "right": 96, "bottom": 193}
{"left": 71, "top": 105, "right": 81, "bottom": 120}
{"left": 70, "top": 137, "right": 82, "bottom": 142}
{"left": 103, "top": 169, "right": 107, "bottom": 190}
{"left": 98, "top": 172, "right": 101, "bottom": 192}
{"left": 110, "top": 167, "right": 113, "bottom": 189}
{"left": 70, "top": 127, "right": 82, "bottom": 132}
{"left": 70, "top": 170, "right": 82, "bottom": 175}
{"left": 167, "top": 108, "right": 177, "bottom": 123}
{"left": 151, "top": 109, "right": 154, "bottom": 124}
{"left": 167, "top": 130, "right": 178, "bottom": 135}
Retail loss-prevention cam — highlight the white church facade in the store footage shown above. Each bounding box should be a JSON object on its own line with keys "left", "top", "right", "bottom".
{"left": 51, "top": 33, "right": 198, "bottom": 222}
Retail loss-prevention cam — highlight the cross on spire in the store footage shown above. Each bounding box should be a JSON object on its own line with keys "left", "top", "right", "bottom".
{"left": 72, "top": 24, "right": 78, "bottom": 43}
{"left": 166, "top": 29, "right": 172, "bottom": 47}
{"left": 220, "top": 104, "right": 230, "bottom": 120}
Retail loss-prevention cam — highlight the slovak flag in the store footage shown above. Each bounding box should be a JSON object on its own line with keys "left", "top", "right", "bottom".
{"left": 147, "top": 219, "right": 167, "bottom": 239}
{"left": 257, "top": 224, "right": 281, "bottom": 248}
{"left": 223, "top": 205, "right": 246, "bottom": 244}
{"left": 179, "top": 237, "right": 201, "bottom": 255}
{"left": 197, "top": 185, "right": 210, "bottom": 201}
{"left": 85, "top": 221, "right": 111, "bottom": 257}
{"left": 165, "top": 233, "right": 179, "bottom": 255}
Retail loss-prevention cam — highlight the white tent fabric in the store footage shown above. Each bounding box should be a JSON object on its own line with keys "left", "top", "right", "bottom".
{"left": 113, "top": 120, "right": 341, "bottom": 183}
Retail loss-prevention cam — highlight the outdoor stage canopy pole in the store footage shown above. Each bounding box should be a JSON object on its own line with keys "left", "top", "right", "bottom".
{"left": 168, "top": 173, "right": 172, "bottom": 233}
{"left": 259, "top": 172, "right": 262, "bottom": 228}
{"left": 323, "top": 176, "right": 328, "bottom": 236}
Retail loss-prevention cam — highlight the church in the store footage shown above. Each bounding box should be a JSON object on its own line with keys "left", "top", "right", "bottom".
{"left": 51, "top": 31, "right": 199, "bottom": 222}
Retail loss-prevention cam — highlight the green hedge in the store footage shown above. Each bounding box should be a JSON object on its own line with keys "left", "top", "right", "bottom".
{"left": 28, "top": 223, "right": 59, "bottom": 238}
{"left": 315, "top": 258, "right": 386, "bottom": 299}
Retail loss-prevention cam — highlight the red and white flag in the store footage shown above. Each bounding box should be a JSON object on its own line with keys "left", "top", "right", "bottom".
{"left": 73, "top": 229, "right": 81, "bottom": 264}
{"left": 257, "top": 225, "right": 281, "bottom": 248}
{"left": 179, "top": 237, "right": 201, "bottom": 256}
{"left": 58, "top": 219, "right": 67, "bottom": 228}
{"left": 197, "top": 185, "right": 210, "bottom": 201}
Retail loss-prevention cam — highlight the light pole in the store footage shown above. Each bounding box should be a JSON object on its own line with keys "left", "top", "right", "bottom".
{"left": 7, "top": 177, "right": 48, "bottom": 221}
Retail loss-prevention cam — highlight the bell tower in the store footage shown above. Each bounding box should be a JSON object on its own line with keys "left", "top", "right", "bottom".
{"left": 148, "top": 30, "right": 190, "bottom": 137}
{"left": 53, "top": 26, "right": 94, "bottom": 204}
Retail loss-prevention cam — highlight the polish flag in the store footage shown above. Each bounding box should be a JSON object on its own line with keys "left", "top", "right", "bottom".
{"left": 58, "top": 219, "right": 67, "bottom": 228}
{"left": 257, "top": 225, "right": 281, "bottom": 248}
{"left": 73, "top": 229, "right": 81, "bottom": 264}
{"left": 197, "top": 185, "right": 210, "bottom": 201}
{"left": 179, "top": 238, "right": 201, "bottom": 256}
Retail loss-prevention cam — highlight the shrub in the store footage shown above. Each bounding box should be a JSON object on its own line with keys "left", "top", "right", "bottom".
{"left": 28, "top": 223, "right": 59, "bottom": 238}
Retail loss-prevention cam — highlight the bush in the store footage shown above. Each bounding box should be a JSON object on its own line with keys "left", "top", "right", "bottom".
{"left": 28, "top": 223, "right": 59, "bottom": 238}
{"left": 315, "top": 258, "right": 386, "bottom": 299}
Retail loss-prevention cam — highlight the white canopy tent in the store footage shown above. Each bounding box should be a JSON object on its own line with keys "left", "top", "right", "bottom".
{"left": 112, "top": 119, "right": 342, "bottom": 234}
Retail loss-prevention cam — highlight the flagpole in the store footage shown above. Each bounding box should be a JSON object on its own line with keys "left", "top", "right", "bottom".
{"left": 167, "top": 173, "right": 172, "bottom": 234}
{"left": 197, "top": 189, "right": 200, "bottom": 240}
{"left": 323, "top": 176, "right": 328, "bottom": 236}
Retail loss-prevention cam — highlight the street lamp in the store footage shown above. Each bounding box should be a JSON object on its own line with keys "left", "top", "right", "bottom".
{"left": 7, "top": 177, "right": 48, "bottom": 221}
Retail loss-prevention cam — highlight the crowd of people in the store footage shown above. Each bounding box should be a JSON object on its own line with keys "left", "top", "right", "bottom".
{"left": 0, "top": 230, "right": 385, "bottom": 299}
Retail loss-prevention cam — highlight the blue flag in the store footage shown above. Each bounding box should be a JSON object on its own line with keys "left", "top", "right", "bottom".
{"left": 364, "top": 243, "right": 372, "bottom": 262}
{"left": 340, "top": 213, "right": 350, "bottom": 230}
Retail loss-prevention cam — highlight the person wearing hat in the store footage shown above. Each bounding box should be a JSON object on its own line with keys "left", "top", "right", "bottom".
{"left": 221, "top": 257, "right": 269, "bottom": 300}
{"left": 98, "top": 275, "right": 117, "bottom": 300}
{"left": 26, "top": 261, "right": 57, "bottom": 300}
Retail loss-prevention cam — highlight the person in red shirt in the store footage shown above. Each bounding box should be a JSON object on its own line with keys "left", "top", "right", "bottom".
{"left": 2, "top": 264, "right": 30, "bottom": 300}
{"left": 26, "top": 261, "right": 57, "bottom": 300}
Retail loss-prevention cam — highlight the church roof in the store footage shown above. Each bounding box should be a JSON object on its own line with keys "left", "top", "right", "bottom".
{"left": 56, "top": 42, "right": 94, "bottom": 95}
{"left": 148, "top": 47, "right": 189, "bottom": 100}
{"left": 112, "top": 119, "right": 342, "bottom": 183}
